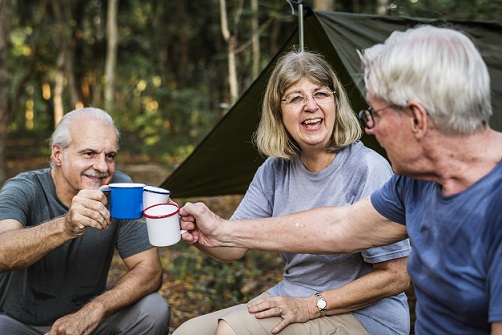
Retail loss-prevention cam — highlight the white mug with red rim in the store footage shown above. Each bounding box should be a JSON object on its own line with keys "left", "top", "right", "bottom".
{"left": 142, "top": 203, "right": 185, "bottom": 247}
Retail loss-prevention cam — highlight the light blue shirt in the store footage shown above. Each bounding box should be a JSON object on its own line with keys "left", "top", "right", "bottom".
{"left": 233, "top": 141, "right": 411, "bottom": 334}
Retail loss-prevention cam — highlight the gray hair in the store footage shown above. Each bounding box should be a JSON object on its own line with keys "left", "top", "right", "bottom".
{"left": 360, "top": 25, "right": 491, "bottom": 135}
{"left": 254, "top": 49, "right": 361, "bottom": 159}
{"left": 50, "top": 107, "right": 120, "bottom": 167}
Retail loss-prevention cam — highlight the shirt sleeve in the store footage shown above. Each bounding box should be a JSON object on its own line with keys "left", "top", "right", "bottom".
{"left": 370, "top": 175, "right": 407, "bottom": 225}
{"left": 0, "top": 174, "right": 39, "bottom": 225}
{"left": 361, "top": 239, "right": 411, "bottom": 263}
{"left": 115, "top": 218, "right": 153, "bottom": 259}
{"left": 231, "top": 158, "right": 275, "bottom": 220}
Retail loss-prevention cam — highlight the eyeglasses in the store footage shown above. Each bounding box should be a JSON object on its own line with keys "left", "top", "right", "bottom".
{"left": 358, "top": 105, "right": 397, "bottom": 129}
{"left": 281, "top": 90, "right": 336, "bottom": 108}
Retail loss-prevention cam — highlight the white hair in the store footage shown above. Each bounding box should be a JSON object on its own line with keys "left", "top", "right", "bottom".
{"left": 50, "top": 107, "right": 120, "bottom": 168}
{"left": 360, "top": 25, "right": 491, "bottom": 134}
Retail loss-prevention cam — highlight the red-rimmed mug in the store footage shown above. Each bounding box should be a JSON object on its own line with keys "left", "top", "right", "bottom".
{"left": 142, "top": 203, "right": 185, "bottom": 247}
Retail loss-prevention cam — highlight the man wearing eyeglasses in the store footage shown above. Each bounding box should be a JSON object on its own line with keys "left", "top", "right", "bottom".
{"left": 180, "top": 25, "right": 502, "bottom": 335}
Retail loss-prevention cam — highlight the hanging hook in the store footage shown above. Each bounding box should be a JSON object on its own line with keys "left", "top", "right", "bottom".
{"left": 285, "top": 0, "right": 295, "bottom": 15}
{"left": 285, "top": 0, "right": 303, "bottom": 15}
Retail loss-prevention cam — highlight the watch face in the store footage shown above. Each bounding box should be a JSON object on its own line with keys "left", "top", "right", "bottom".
{"left": 317, "top": 300, "right": 327, "bottom": 309}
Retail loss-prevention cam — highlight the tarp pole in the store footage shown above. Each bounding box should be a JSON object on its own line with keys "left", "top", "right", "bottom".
{"left": 298, "top": 0, "right": 304, "bottom": 51}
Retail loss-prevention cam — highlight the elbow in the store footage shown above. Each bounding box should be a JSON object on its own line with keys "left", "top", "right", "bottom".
{"left": 145, "top": 261, "right": 163, "bottom": 292}
{"left": 389, "top": 263, "right": 412, "bottom": 295}
{"left": 195, "top": 245, "right": 247, "bottom": 264}
{"left": 213, "top": 257, "right": 233, "bottom": 264}
{"left": 0, "top": 255, "right": 28, "bottom": 272}
{"left": 377, "top": 257, "right": 411, "bottom": 296}
{"left": 395, "top": 272, "right": 412, "bottom": 294}
{"left": 0, "top": 257, "right": 9, "bottom": 271}
{"left": 382, "top": 273, "right": 411, "bottom": 298}
{"left": 137, "top": 264, "right": 163, "bottom": 293}
{"left": 153, "top": 267, "right": 163, "bottom": 292}
{"left": 209, "top": 253, "right": 243, "bottom": 264}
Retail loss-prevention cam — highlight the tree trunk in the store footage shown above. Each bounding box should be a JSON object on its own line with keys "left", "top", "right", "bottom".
{"left": 376, "top": 0, "right": 388, "bottom": 15}
{"left": 104, "top": 0, "right": 119, "bottom": 111}
{"left": 53, "top": 49, "right": 66, "bottom": 127}
{"left": 66, "top": 44, "right": 80, "bottom": 109}
{"left": 50, "top": 0, "right": 78, "bottom": 124}
{"left": 219, "top": 0, "right": 240, "bottom": 104}
{"left": 251, "top": 0, "right": 260, "bottom": 80}
{"left": 176, "top": 1, "right": 189, "bottom": 87}
{"left": 0, "top": 0, "right": 9, "bottom": 185}
{"left": 313, "top": 0, "right": 334, "bottom": 11}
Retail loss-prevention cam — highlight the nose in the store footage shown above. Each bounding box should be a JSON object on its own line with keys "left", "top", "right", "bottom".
{"left": 93, "top": 154, "right": 109, "bottom": 172}
{"left": 303, "top": 96, "right": 318, "bottom": 111}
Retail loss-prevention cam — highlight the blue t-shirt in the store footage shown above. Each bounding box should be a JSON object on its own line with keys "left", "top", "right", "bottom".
{"left": 371, "top": 161, "right": 502, "bottom": 334}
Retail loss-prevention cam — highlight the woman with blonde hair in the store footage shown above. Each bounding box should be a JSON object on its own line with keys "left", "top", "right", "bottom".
{"left": 174, "top": 50, "right": 411, "bottom": 335}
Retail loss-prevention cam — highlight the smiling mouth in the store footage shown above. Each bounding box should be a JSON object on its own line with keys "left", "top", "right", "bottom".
{"left": 85, "top": 175, "right": 103, "bottom": 180}
{"left": 302, "top": 118, "right": 322, "bottom": 126}
{"left": 83, "top": 172, "right": 109, "bottom": 183}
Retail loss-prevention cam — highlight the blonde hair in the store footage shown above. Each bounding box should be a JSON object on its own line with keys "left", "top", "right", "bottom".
{"left": 253, "top": 49, "right": 361, "bottom": 159}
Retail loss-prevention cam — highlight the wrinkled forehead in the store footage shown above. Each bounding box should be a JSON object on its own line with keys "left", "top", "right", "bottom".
{"left": 68, "top": 117, "right": 119, "bottom": 149}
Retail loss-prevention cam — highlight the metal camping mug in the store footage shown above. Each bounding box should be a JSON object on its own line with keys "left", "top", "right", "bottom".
{"left": 142, "top": 203, "right": 186, "bottom": 247}
{"left": 102, "top": 183, "right": 146, "bottom": 219}
{"left": 142, "top": 185, "right": 171, "bottom": 211}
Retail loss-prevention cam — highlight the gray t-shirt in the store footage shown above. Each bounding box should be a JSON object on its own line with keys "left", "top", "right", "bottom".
{"left": 0, "top": 168, "right": 153, "bottom": 325}
{"left": 231, "top": 141, "right": 411, "bottom": 334}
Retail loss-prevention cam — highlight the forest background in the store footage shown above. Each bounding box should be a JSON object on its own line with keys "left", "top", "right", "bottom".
{"left": 0, "top": 0, "right": 501, "bottom": 334}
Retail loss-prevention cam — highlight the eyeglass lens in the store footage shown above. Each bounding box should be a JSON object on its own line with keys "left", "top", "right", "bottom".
{"left": 283, "top": 90, "right": 334, "bottom": 106}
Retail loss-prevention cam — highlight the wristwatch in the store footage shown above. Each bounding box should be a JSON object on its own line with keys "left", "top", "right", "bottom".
{"left": 315, "top": 292, "right": 327, "bottom": 316}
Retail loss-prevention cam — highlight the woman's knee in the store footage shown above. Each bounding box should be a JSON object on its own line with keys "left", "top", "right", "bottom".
{"left": 172, "top": 313, "right": 219, "bottom": 335}
{"left": 173, "top": 303, "right": 249, "bottom": 335}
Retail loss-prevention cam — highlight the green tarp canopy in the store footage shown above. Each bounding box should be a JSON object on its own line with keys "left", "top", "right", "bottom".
{"left": 161, "top": 9, "right": 502, "bottom": 198}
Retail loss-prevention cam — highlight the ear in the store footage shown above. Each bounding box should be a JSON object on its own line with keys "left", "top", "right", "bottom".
{"left": 406, "top": 100, "right": 429, "bottom": 139}
{"left": 51, "top": 145, "right": 63, "bottom": 167}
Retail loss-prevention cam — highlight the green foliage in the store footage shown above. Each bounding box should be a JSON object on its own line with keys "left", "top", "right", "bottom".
{"left": 4, "top": 0, "right": 501, "bottom": 165}
{"left": 111, "top": 84, "right": 218, "bottom": 161}
{"left": 5, "top": 0, "right": 297, "bottom": 165}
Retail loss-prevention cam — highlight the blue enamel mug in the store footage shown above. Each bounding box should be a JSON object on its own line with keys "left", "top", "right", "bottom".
{"left": 102, "top": 183, "right": 146, "bottom": 219}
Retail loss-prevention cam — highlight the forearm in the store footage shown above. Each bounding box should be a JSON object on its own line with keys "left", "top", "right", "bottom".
{"left": 217, "top": 198, "right": 407, "bottom": 254}
{"left": 0, "top": 217, "right": 71, "bottom": 271}
{"left": 216, "top": 208, "right": 340, "bottom": 252}
{"left": 193, "top": 243, "right": 248, "bottom": 263}
{"left": 322, "top": 258, "right": 410, "bottom": 315}
{"left": 82, "top": 257, "right": 162, "bottom": 319}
